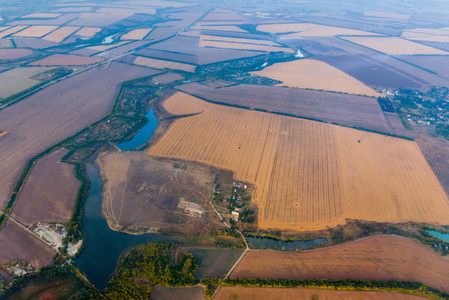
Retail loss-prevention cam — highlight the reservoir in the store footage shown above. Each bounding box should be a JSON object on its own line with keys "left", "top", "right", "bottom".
{"left": 116, "top": 109, "right": 158, "bottom": 151}
{"left": 426, "top": 230, "right": 449, "bottom": 242}
{"left": 246, "top": 236, "right": 327, "bottom": 251}
{"left": 74, "top": 161, "right": 175, "bottom": 288}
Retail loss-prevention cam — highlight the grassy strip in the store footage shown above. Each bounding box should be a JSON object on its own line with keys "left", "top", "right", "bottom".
{"left": 203, "top": 278, "right": 448, "bottom": 300}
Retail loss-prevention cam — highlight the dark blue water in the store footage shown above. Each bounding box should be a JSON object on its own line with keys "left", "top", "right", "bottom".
{"left": 74, "top": 162, "right": 175, "bottom": 288}
{"left": 246, "top": 236, "right": 327, "bottom": 251}
{"left": 426, "top": 230, "right": 449, "bottom": 242}
{"left": 116, "top": 109, "right": 158, "bottom": 151}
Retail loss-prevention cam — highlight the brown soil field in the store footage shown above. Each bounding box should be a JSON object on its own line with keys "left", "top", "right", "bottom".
{"left": 21, "top": 13, "right": 61, "bottom": 19}
{"left": 396, "top": 55, "right": 449, "bottom": 80}
{"left": 178, "top": 83, "right": 389, "bottom": 133}
{"left": 231, "top": 236, "right": 449, "bottom": 294}
{"left": 197, "top": 47, "right": 265, "bottom": 65}
{"left": 105, "top": 40, "right": 151, "bottom": 56}
{"left": 149, "top": 36, "right": 199, "bottom": 56}
{"left": 198, "top": 25, "right": 247, "bottom": 32}
{"left": 0, "top": 49, "right": 33, "bottom": 60}
{"left": 341, "top": 37, "right": 449, "bottom": 55}
{"left": 0, "top": 220, "right": 53, "bottom": 269}
{"left": 0, "top": 67, "right": 55, "bottom": 99}
{"left": 150, "top": 285, "right": 204, "bottom": 300}
{"left": 363, "top": 10, "right": 411, "bottom": 21}
{"left": 98, "top": 152, "right": 217, "bottom": 233}
{"left": 201, "top": 35, "right": 280, "bottom": 47}
{"left": 136, "top": 49, "right": 197, "bottom": 64}
{"left": 42, "top": 26, "right": 80, "bottom": 43}
{"left": 215, "top": 287, "right": 426, "bottom": 300}
{"left": 13, "top": 26, "right": 59, "bottom": 38}
{"left": 314, "top": 55, "right": 423, "bottom": 89}
{"left": 74, "top": 27, "right": 101, "bottom": 37}
{"left": 257, "top": 23, "right": 379, "bottom": 37}
{"left": 0, "top": 38, "right": 14, "bottom": 48}
{"left": 121, "top": 28, "right": 153, "bottom": 40}
{"left": 0, "top": 26, "right": 27, "bottom": 39}
{"left": 200, "top": 39, "right": 293, "bottom": 53}
{"left": 11, "top": 149, "right": 80, "bottom": 226}
{"left": 87, "top": 41, "right": 130, "bottom": 52}
{"left": 148, "top": 93, "right": 449, "bottom": 231}
{"left": 251, "top": 59, "right": 383, "bottom": 97}
{"left": 151, "top": 72, "right": 184, "bottom": 84}
{"left": 0, "top": 62, "right": 156, "bottom": 209}
{"left": 12, "top": 38, "right": 58, "bottom": 49}
{"left": 29, "top": 54, "right": 104, "bottom": 66}
{"left": 133, "top": 56, "right": 196, "bottom": 72}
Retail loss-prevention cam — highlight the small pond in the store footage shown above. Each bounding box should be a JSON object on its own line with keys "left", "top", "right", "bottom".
{"left": 116, "top": 109, "right": 158, "bottom": 151}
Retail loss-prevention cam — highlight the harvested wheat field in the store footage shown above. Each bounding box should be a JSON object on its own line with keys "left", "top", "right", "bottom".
{"left": 13, "top": 26, "right": 59, "bottom": 38}
{"left": 0, "top": 63, "right": 156, "bottom": 209}
{"left": 215, "top": 287, "right": 427, "bottom": 300}
{"left": 231, "top": 236, "right": 449, "bottom": 294}
{"left": 148, "top": 93, "right": 449, "bottom": 231}
{"left": 21, "top": 13, "right": 61, "bottom": 19}
{"left": 257, "top": 23, "right": 379, "bottom": 37}
{"left": 251, "top": 59, "right": 382, "bottom": 97}
{"left": 0, "top": 26, "right": 27, "bottom": 39}
{"left": 29, "top": 54, "right": 104, "bottom": 66}
{"left": 42, "top": 26, "right": 80, "bottom": 43}
{"left": 0, "top": 49, "right": 33, "bottom": 60}
{"left": 12, "top": 149, "right": 80, "bottom": 227}
{"left": 133, "top": 56, "right": 196, "bottom": 72}
{"left": 342, "top": 37, "right": 449, "bottom": 55}
{"left": 0, "top": 220, "right": 54, "bottom": 269}
{"left": 121, "top": 28, "right": 153, "bottom": 40}
{"left": 0, "top": 131, "right": 8, "bottom": 138}
{"left": 75, "top": 27, "right": 101, "bottom": 37}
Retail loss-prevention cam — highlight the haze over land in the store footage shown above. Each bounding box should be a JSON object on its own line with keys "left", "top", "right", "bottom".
{"left": 0, "top": 0, "right": 449, "bottom": 299}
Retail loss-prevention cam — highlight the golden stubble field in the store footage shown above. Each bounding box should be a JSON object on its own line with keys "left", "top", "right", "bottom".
{"left": 148, "top": 93, "right": 449, "bottom": 231}
{"left": 251, "top": 59, "right": 383, "bottom": 97}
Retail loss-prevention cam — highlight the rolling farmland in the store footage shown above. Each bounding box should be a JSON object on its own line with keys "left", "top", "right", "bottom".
{"left": 250, "top": 59, "right": 383, "bottom": 97}
{"left": 0, "top": 49, "right": 33, "bottom": 60}
{"left": 0, "top": 67, "right": 55, "bottom": 99}
{"left": 0, "top": 62, "right": 156, "bottom": 209}
{"left": 215, "top": 287, "right": 427, "bottom": 300}
{"left": 257, "top": 23, "right": 380, "bottom": 37}
{"left": 133, "top": 56, "right": 196, "bottom": 72}
{"left": 13, "top": 26, "right": 58, "bottom": 37}
{"left": 12, "top": 149, "right": 80, "bottom": 226}
{"left": 178, "top": 83, "right": 390, "bottom": 132}
{"left": 230, "top": 236, "right": 449, "bottom": 294}
{"left": 29, "top": 54, "right": 104, "bottom": 66}
{"left": 41, "top": 26, "right": 80, "bottom": 43}
{"left": 121, "top": 28, "right": 153, "bottom": 40}
{"left": 148, "top": 93, "right": 449, "bottom": 231}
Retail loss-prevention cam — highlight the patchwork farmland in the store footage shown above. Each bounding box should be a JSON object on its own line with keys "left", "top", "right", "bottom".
{"left": 148, "top": 93, "right": 449, "bottom": 231}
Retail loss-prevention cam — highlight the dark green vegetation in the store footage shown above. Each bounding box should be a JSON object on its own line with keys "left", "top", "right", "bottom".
{"left": 391, "top": 87, "right": 449, "bottom": 139}
{"left": 0, "top": 264, "right": 99, "bottom": 299}
{"left": 104, "top": 242, "right": 199, "bottom": 299}
{"left": 212, "top": 278, "right": 449, "bottom": 300}
{"left": 0, "top": 214, "right": 6, "bottom": 230}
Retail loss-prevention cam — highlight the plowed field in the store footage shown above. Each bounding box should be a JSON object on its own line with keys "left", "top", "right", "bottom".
{"left": 230, "top": 236, "right": 449, "bottom": 294}
{"left": 148, "top": 93, "right": 449, "bottom": 231}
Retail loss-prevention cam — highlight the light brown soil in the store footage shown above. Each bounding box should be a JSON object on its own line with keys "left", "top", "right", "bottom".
{"left": 231, "top": 236, "right": 449, "bottom": 294}
{"left": 215, "top": 287, "right": 427, "bottom": 300}
{"left": 121, "top": 28, "right": 153, "bottom": 40}
{"left": 41, "top": 26, "right": 80, "bottom": 43}
{"left": 0, "top": 220, "right": 53, "bottom": 269}
{"left": 133, "top": 56, "right": 196, "bottom": 72}
{"left": 12, "top": 148, "right": 80, "bottom": 226}
{"left": 257, "top": 23, "right": 380, "bottom": 36}
{"left": 150, "top": 285, "right": 204, "bottom": 300}
{"left": 0, "top": 49, "right": 33, "bottom": 60}
{"left": 13, "top": 26, "right": 58, "bottom": 38}
{"left": 29, "top": 54, "right": 103, "bottom": 66}
{"left": 148, "top": 93, "right": 449, "bottom": 231}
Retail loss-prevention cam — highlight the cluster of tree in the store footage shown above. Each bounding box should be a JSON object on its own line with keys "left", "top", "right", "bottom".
{"left": 0, "top": 213, "right": 6, "bottom": 230}
{"left": 436, "top": 124, "right": 449, "bottom": 140}
{"left": 220, "top": 278, "right": 449, "bottom": 299}
{"left": 104, "top": 242, "right": 199, "bottom": 299}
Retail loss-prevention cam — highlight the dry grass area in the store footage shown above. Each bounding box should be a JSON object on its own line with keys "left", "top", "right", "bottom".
{"left": 98, "top": 152, "right": 216, "bottom": 233}
{"left": 231, "top": 236, "right": 449, "bottom": 294}
{"left": 29, "top": 54, "right": 104, "bottom": 66}
{"left": 75, "top": 27, "right": 101, "bottom": 37}
{"left": 12, "top": 149, "right": 80, "bottom": 226}
{"left": 121, "top": 28, "right": 153, "bottom": 40}
{"left": 13, "top": 26, "right": 58, "bottom": 38}
{"left": 0, "top": 63, "right": 155, "bottom": 209}
{"left": 0, "top": 26, "right": 27, "bottom": 39}
{"left": 133, "top": 56, "right": 196, "bottom": 72}
{"left": 0, "top": 131, "right": 8, "bottom": 138}
{"left": 215, "top": 287, "right": 426, "bottom": 300}
{"left": 0, "top": 67, "right": 54, "bottom": 99}
{"left": 148, "top": 93, "right": 449, "bottom": 231}
{"left": 251, "top": 59, "right": 383, "bottom": 97}
{"left": 342, "top": 37, "right": 449, "bottom": 55}
{"left": 0, "top": 49, "right": 33, "bottom": 60}
{"left": 21, "top": 13, "right": 61, "bottom": 19}
{"left": 257, "top": 23, "right": 379, "bottom": 37}
{"left": 199, "top": 35, "right": 293, "bottom": 53}
{"left": 42, "top": 26, "right": 80, "bottom": 43}
{"left": 151, "top": 285, "right": 204, "bottom": 300}
{"left": 0, "top": 220, "right": 54, "bottom": 269}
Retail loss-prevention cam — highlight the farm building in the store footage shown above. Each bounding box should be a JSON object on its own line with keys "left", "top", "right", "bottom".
{"left": 178, "top": 198, "right": 203, "bottom": 216}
